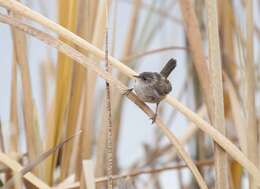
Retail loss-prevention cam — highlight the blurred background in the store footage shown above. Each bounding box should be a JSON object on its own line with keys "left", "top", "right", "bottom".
{"left": 0, "top": 0, "right": 259, "bottom": 188}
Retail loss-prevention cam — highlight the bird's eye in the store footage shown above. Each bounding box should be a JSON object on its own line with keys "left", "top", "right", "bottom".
{"left": 143, "top": 77, "right": 147, "bottom": 81}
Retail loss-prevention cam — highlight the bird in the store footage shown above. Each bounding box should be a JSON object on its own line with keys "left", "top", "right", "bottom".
{"left": 125, "top": 58, "right": 177, "bottom": 123}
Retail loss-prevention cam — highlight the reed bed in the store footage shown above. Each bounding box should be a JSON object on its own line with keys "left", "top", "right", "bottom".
{"left": 0, "top": 0, "right": 259, "bottom": 189}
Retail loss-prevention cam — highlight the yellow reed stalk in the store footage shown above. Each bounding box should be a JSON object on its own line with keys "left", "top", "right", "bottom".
{"left": 77, "top": 0, "right": 99, "bottom": 180}
{"left": 68, "top": 92, "right": 85, "bottom": 178}
{"left": 179, "top": 0, "right": 211, "bottom": 115}
{"left": 40, "top": 57, "right": 55, "bottom": 118}
{"left": 9, "top": 53, "right": 18, "bottom": 153}
{"left": 218, "top": 0, "right": 237, "bottom": 83}
{"left": 39, "top": 62, "right": 48, "bottom": 120}
{"left": 78, "top": 0, "right": 99, "bottom": 150}
{"left": 244, "top": 1, "right": 258, "bottom": 188}
{"left": 59, "top": 0, "right": 79, "bottom": 179}
{"left": 59, "top": 0, "right": 82, "bottom": 179}
{"left": 111, "top": 0, "right": 118, "bottom": 56}
{"left": 223, "top": 73, "right": 247, "bottom": 153}
{"left": 206, "top": 0, "right": 229, "bottom": 188}
{"left": 230, "top": 160, "right": 242, "bottom": 189}
{"left": 218, "top": 2, "right": 242, "bottom": 185}
{"left": 10, "top": 11, "right": 42, "bottom": 177}
{"left": 45, "top": 0, "right": 78, "bottom": 183}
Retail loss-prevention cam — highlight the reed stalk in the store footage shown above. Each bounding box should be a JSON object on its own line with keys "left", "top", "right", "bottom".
{"left": 244, "top": 1, "right": 258, "bottom": 189}
{"left": 0, "top": 1, "right": 259, "bottom": 188}
{"left": 206, "top": 0, "right": 229, "bottom": 188}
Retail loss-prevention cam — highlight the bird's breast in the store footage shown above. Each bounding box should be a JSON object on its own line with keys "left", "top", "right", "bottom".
{"left": 133, "top": 80, "right": 165, "bottom": 103}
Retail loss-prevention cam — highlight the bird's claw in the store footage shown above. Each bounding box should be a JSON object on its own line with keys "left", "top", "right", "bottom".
{"left": 150, "top": 114, "right": 157, "bottom": 124}
{"left": 123, "top": 88, "right": 133, "bottom": 96}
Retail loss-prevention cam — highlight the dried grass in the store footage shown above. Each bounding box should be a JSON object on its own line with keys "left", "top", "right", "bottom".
{"left": 206, "top": 0, "right": 229, "bottom": 188}
{"left": 0, "top": 0, "right": 259, "bottom": 188}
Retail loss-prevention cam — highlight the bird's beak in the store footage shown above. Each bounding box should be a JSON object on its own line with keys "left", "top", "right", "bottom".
{"left": 133, "top": 75, "right": 140, "bottom": 78}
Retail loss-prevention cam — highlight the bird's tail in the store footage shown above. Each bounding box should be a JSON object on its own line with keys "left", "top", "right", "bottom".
{"left": 160, "top": 58, "right": 177, "bottom": 78}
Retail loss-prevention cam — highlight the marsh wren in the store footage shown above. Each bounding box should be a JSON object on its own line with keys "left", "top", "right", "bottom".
{"left": 126, "top": 58, "right": 177, "bottom": 123}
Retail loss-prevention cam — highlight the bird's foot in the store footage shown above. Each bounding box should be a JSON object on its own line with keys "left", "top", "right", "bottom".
{"left": 150, "top": 113, "right": 157, "bottom": 124}
{"left": 123, "top": 88, "right": 133, "bottom": 96}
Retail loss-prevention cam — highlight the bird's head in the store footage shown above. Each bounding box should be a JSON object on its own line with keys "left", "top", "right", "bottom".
{"left": 133, "top": 72, "right": 159, "bottom": 84}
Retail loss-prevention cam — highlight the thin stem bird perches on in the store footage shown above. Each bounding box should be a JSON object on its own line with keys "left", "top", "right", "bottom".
{"left": 105, "top": 1, "right": 113, "bottom": 188}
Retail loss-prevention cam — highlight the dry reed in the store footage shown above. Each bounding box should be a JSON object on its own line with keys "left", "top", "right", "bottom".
{"left": 206, "top": 0, "right": 229, "bottom": 188}
{"left": 0, "top": 0, "right": 259, "bottom": 188}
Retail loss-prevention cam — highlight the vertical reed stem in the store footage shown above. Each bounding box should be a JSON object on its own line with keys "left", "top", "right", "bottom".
{"left": 105, "top": 1, "right": 113, "bottom": 188}
{"left": 205, "top": 0, "right": 229, "bottom": 188}
{"left": 245, "top": 0, "right": 258, "bottom": 188}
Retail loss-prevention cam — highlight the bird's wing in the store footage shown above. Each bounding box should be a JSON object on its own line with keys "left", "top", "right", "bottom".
{"left": 154, "top": 79, "right": 172, "bottom": 96}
